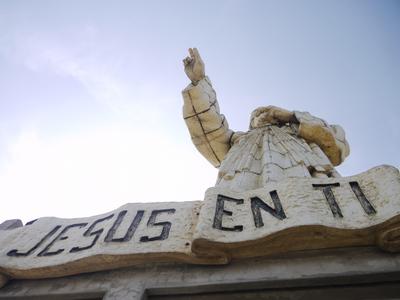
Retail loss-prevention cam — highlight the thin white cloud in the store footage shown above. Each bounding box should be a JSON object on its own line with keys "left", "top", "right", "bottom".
{"left": 26, "top": 35, "right": 134, "bottom": 113}
{"left": 1, "top": 29, "right": 162, "bottom": 122}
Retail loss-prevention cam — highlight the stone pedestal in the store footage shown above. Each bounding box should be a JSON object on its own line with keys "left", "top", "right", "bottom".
{"left": 0, "top": 247, "right": 399, "bottom": 299}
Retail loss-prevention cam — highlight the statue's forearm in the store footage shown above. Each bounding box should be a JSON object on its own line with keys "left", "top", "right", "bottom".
{"left": 182, "top": 77, "right": 234, "bottom": 167}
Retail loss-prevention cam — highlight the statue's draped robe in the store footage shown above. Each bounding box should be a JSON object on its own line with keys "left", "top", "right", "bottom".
{"left": 182, "top": 77, "right": 350, "bottom": 192}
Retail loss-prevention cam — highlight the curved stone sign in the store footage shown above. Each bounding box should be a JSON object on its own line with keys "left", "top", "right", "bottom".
{"left": 0, "top": 165, "right": 399, "bottom": 287}
{"left": 193, "top": 165, "right": 400, "bottom": 258}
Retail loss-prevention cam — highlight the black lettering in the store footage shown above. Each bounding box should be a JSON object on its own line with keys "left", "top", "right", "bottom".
{"left": 251, "top": 190, "right": 286, "bottom": 228}
{"left": 7, "top": 225, "right": 61, "bottom": 257}
{"left": 38, "top": 223, "right": 87, "bottom": 256}
{"left": 140, "top": 209, "right": 176, "bottom": 242}
{"left": 349, "top": 181, "right": 376, "bottom": 215}
{"left": 70, "top": 214, "right": 114, "bottom": 253}
{"left": 212, "top": 195, "right": 244, "bottom": 232}
{"left": 313, "top": 183, "right": 343, "bottom": 218}
{"left": 104, "top": 210, "right": 144, "bottom": 242}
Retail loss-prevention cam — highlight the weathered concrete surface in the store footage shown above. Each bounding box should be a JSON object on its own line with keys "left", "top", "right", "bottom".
{"left": 0, "top": 201, "right": 226, "bottom": 281}
{"left": 194, "top": 165, "right": 400, "bottom": 258}
{"left": 0, "top": 276, "right": 7, "bottom": 292}
{"left": 0, "top": 247, "right": 399, "bottom": 299}
{"left": 0, "top": 220, "right": 22, "bottom": 231}
{"left": 0, "top": 165, "right": 399, "bottom": 284}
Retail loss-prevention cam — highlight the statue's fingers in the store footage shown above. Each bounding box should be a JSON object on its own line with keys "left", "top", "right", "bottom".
{"left": 193, "top": 48, "right": 202, "bottom": 61}
{"left": 189, "top": 48, "right": 195, "bottom": 59}
{"left": 183, "top": 57, "right": 192, "bottom": 65}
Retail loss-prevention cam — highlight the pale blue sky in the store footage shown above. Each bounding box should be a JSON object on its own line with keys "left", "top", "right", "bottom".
{"left": 0, "top": 0, "right": 399, "bottom": 223}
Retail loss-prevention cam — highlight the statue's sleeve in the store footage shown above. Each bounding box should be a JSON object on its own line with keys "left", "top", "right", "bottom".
{"left": 294, "top": 111, "right": 350, "bottom": 166}
{"left": 182, "top": 77, "right": 234, "bottom": 167}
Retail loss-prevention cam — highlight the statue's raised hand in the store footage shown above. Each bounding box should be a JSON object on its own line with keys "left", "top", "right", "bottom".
{"left": 183, "top": 48, "right": 205, "bottom": 84}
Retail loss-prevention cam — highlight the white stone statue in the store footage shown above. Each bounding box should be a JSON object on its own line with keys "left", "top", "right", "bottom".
{"left": 182, "top": 48, "right": 350, "bottom": 192}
